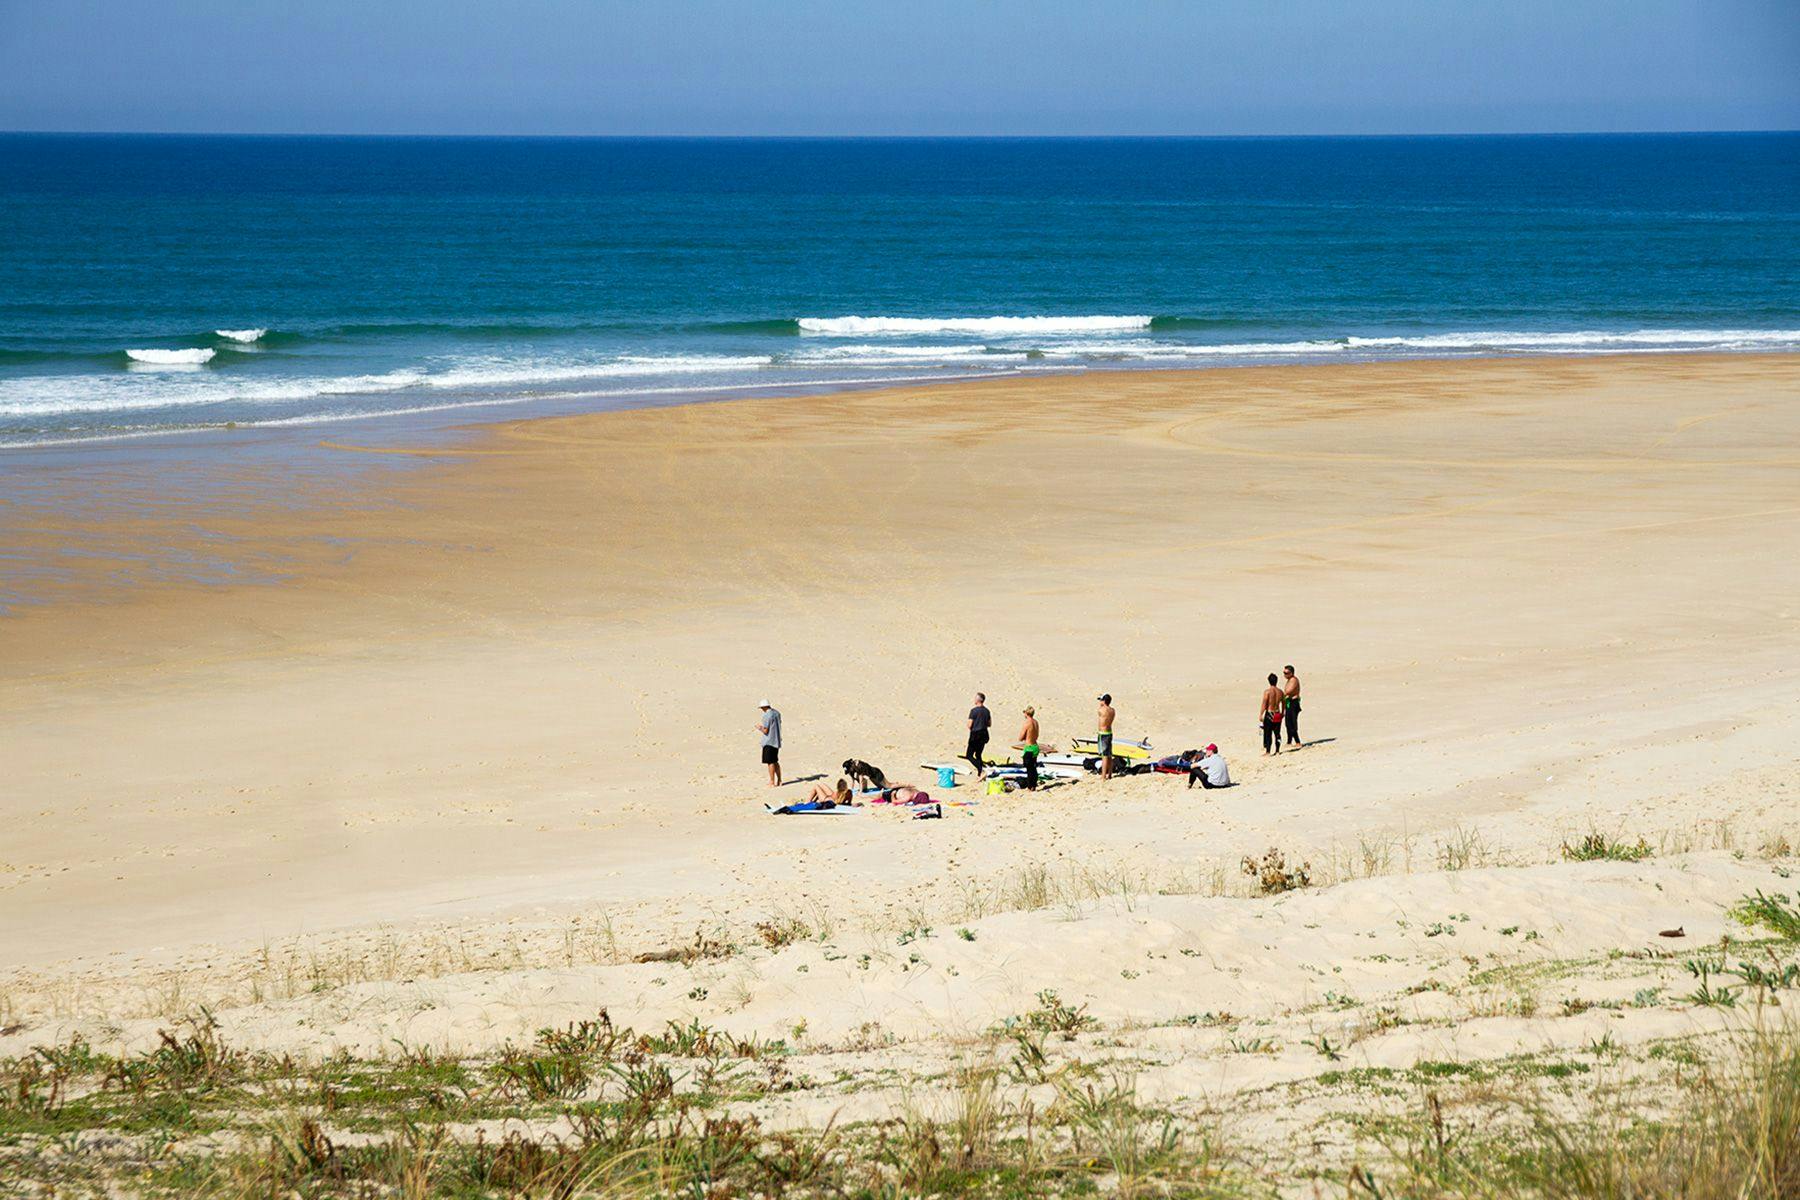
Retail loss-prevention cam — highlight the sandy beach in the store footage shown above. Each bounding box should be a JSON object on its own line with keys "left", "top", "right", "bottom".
{"left": 5, "top": 352, "right": 1800, "bottom": 1183}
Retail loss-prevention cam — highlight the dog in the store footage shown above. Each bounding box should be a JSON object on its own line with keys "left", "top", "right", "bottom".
{"left": 841, "top": 758, "right": 887, "bottom": 790}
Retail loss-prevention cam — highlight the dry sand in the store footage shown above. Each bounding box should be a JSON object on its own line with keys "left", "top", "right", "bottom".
{"left": 4, "top": 354, "right": 1799, "bottom": 1169}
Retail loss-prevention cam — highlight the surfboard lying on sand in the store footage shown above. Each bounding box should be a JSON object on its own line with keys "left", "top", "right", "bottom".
{"left": 986, "top": 762, "right": 1085, "bottom": 781}
{"left": 1070, "top": 736, "right": 1153, "bottom": 759}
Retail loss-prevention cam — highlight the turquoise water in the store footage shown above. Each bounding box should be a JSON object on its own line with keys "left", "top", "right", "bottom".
{"left": 1, "top": 133, "right": 1796, "bottom": 447}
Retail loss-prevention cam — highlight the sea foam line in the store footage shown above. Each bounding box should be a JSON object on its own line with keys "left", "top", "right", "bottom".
{"left": 797, "top": 315, "right": 1152, "bottom": 336}
{"left": 1342, "top": 328, "right": 1800, "bottom": 350}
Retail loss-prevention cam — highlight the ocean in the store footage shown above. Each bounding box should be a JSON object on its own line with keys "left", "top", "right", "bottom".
{"left": 1, "top": 132, "right": 1796, "bottom": 448}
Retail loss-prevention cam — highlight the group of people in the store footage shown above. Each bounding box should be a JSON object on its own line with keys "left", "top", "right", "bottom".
{"left": 754, "top": 666, "right": 1305, "bottom": 793}
{"left": 963, "top": 691, "right": 1046, "bottom": 787}
{"left": 1257, "top": 665, "right": 1303, "bottom": 755}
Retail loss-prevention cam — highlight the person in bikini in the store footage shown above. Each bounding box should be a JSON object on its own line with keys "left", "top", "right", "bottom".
{"left": 802, "top": 778, "right": 857, "bottom": 806}
{"left": 1259, "top": 674, "right": 1285, "bottom": 756}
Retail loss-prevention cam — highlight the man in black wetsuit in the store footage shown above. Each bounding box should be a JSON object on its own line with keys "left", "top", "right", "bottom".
{"left": 965, "top": 692, "right": 992, "bottom": 779}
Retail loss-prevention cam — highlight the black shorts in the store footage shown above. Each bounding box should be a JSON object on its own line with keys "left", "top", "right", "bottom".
{"left": 761, "top": 744, "right": 780, "bottom": 765}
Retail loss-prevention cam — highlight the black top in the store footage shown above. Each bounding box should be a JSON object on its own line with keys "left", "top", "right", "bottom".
{"left": 969, "top": 705, "right": 991, "bottom": 733}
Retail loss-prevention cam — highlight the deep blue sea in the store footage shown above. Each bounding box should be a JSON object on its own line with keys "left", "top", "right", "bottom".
{"left": 1, "top": 133, "right": 1796, "bottom": 448}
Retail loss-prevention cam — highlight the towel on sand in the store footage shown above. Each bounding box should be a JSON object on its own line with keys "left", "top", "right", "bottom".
{"left": 766, "top": 800, "right": 860, "bottom": 815}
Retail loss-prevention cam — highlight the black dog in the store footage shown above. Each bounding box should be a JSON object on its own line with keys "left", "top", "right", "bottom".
{"left": 841, "top": 758, "right": 887, "bottom": 790}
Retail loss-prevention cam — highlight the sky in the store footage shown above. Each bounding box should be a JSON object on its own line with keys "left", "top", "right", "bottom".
{"left": 0, "top": 0, "right": 1795, "bottom": 136}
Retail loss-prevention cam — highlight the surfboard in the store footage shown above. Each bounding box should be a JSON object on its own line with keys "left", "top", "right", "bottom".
{"left": 1070, "top": 736, "right": 1153, "bottom": 760}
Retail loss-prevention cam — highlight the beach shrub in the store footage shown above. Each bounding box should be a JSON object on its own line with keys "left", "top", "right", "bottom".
{"left": 1242, "top": 848, "right": 1312, "bottom": 894}
{"left": 489, "top": 1044, "right": 589, "bottom": 1101}
{"left": 1732, "top": 891, "right": 1800, "bottom": 942}
{"left": 992, "top": 990, "right": 1099, "bottom": 1042}
{"left": 753, "top": 916, "right": 809, "bottom": 949}
{"left": 1560, "top": 832, "right": 1653, "bottom": 863}
{"left": 533, "top": 1012, "right": 622, "bottom": 1059}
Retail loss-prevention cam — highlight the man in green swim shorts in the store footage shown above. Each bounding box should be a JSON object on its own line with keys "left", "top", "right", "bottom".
{"left": 1014, "top": 706, "right": 1041, "bottom": 791}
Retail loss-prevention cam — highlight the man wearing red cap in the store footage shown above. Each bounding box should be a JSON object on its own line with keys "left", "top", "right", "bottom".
{"left": 1187, "top": 744, "right": 1231, "bottom": 790}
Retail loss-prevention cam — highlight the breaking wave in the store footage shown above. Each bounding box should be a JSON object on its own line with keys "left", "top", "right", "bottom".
{"left": 125, "top": 348, "right": 216, "bottom": 365}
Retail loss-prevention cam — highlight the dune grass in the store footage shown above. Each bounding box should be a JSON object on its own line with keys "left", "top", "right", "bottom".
{"left": 0, "top": 1007, "right": 1263, "bottom": 1198}
{"left": 10, "top": 960, "right": 1800, "bottom": 1196}
{"left": 1349, "top": 1015, "right": 1800, "bottom": 1199}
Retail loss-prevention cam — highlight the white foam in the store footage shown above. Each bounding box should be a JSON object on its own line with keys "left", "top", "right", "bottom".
{"left": 425, "top": 354, "right": 772, "bottom": 389}
{"left": 10, "top": 329, "right": 1797, "bottom": 443}
{"left": 0, "top": 356, "right": 774, "bottom": 419}
{"left": 1045, "top": 338, "right": 1343, "bottom": 358}
{"left": 786, "top": 344, "right": 1027, "bottom": 364}
{"left": 1343, "top": 328, "right": 1800, "bottom": 351}
{"left": 215, "top": 328, "right": 268, "bottom": 343}
{"left": 797, "top": 315, "right": 1152, "bottom": 336}
{"left": 125, "top": 347, "right": 216, "bottom": 365}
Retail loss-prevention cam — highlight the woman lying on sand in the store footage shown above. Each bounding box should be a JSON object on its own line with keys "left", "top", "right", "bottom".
{"left": 872, "top": 784, "right": 932, "bottom": 804}
{"left": 804, "top": 778, "right": 858, "bottom": 806}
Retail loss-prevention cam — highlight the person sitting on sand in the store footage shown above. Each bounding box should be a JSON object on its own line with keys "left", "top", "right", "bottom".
{"left": 803, "top": 778, "right": 857, "bottom": 807}
{"left": 1187, "top": 744, "right": 1231, "bottom": 789}
{"left": 1259, "top": 675, "right": 1285, "bottom": 756}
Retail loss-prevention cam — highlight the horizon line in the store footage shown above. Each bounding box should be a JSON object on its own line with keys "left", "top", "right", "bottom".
{"left": 2, "top": 127, "right": 1796, "bottom": 141}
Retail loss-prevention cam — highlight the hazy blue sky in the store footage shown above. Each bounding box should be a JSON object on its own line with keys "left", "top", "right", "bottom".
{"left": 1, "top": 0, "right": 1795, "bottom": 136}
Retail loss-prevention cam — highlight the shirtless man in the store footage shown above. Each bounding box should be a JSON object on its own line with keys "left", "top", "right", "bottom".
{"left": 1014, "top": 706, "right": 1041, "bottom": 790}
{"left": 1281, "top": 665, "right": 1302, "bottom": 748}
{"left": 1096, "top": 693, "right": 1117, "bottom": 780}
{"left": 1259, "top": 674, "right": 1285, "bottom": 756}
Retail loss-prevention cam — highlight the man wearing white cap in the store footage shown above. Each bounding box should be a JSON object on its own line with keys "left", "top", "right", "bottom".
{"left": 756, "top": 701, "right": 783, "bottom": 787}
